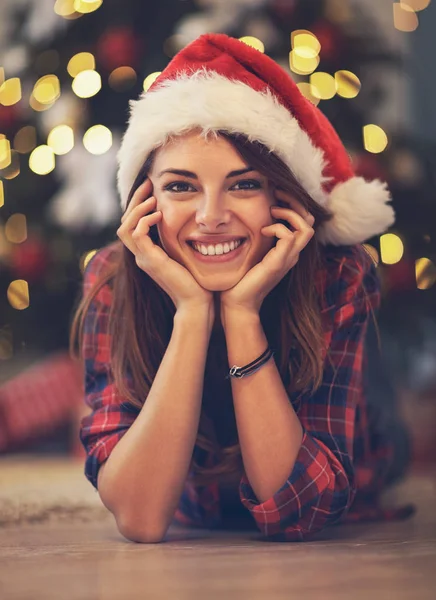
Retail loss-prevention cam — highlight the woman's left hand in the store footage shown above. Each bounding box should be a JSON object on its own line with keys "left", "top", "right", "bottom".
{"left": 220, "top": 191, "right": 315, "bottom": 317}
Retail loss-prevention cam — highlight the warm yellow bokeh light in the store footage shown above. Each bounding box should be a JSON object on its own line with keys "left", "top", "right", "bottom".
{"left": 47, "top": 125, "right": 75, "bottom": 155}
{"left": 14, "top": 126, "right": 37, "bottom": 154}
{"left": 239, "top": 36, "right": 265, "bottom": 53}
{"left": 0, "top": 138, "right": 12, "bottom": 169}
{"left": 402, "top": 0, "right": 431, "bottom": 11}
{"left": 108, "top": 66, "right": 137, "bottom": 91}
{"left": 296, "top": 82, "right": 320, "bottom": 106}
{"left": 143, "top": 72, "right": 161, "bottom": 92}
{"left": 289, "top": 50, "right": 320, "bottom": 75}
{"left": 363, "top": 244, "right": 380, "bottom": 267}
{"left": 380, "top": 233, "right": 404, "bottom": 265}
{"left": 292, "top": 31, "right": 321, "bottom": 59}
{"left": 0, "top": 181, "right": 4, "bottom": 208}
{"left": 335, "top": 70, "right": 361, "bottom": 98}
{"left": 7, "top": 280, "right": 30, "bottom": 310}
{"left": 67, "top": 52, "right": 96, "bottom": 77}
{"left": 54, "top": 0, "right": 76, "bottom": 17}
{"left": 2, "top": 150, "right": 20, "bottom": 179}
{"left": 5, "top": 214, "right": 27, "bottom": 244}
{"left": 29, "top": 94, "right": 54, "bottom": 112}
{"left": 363, "top": 124, "right": 388, "bottom": 153}
{"left": 0, "top": 78, "right": 22, "bottom": 106}
{"left": 415, "top": 257, "right": 436, "bottom": 290}
{"left": 310, "top": 72, "right": 336, "bottom": 100}
{"left": 83, "top": 125, "right": 112, "bottom": 155}
{"left": 393, "top": 3, "right": 419, "bottom": 31}
{"left": 33, "top": 75, "right": 61, "bottom": 104}
{"left": 74, "top": 0, "right": 103, "bottom": 14}
{"left": 72, "top": 70, "right": 102, "bottom": 98}
{"left": 80, "top": 249, "right": 98, "bottom": 272}
{"left": 29, "top": 145, "right": 56, "bottom": 175}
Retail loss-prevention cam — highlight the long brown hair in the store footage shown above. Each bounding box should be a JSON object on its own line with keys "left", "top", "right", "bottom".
{"left": 71, "top": 132, "right": 335, "bottom": 487}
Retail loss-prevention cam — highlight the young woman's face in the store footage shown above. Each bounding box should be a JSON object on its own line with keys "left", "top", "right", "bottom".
{"left": 148, "top": 131, "right": 277, "bottom": 292}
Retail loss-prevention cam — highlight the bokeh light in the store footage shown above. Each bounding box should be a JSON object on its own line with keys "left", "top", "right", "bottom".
{"left": 143, "top": 72, "right": 161, "bottom": 92}
{"left": 67, "top": 52, "right": 96, "bottom": 77}
{"left": 72, "top": 69, "right": 101, "bottom": 98}
{"left": 80, "top": 249, "right": 98, "bottom": 272}
{"left": 14, "top": 126, "right": 37, "bottom": 154}
{"left": 310, "top": 72, "right": 336, "bottom": 100}
{"left": 83, "top": 125, "right": 112, "bottom": 154}
{"left": 239, "top": 36, "right": 265, "bottom": 53}
{"left": 415, "top": 257, "right": 436, "bottom": 290}
{"left": 74, "top": 0, "right": 103, "bottom": 14}
{"left": 0, "top": 181, "right": 4, "bottom": 208}
{"left": 29, "top": 145, "right": 56, "bottom": 175}
{"left": 363, "top": 124, "right": 388, "bottom": 153}
{"left": 7, "top": 280, "right": 30, "bottom": 311}
{"left": 393, "top": 3, "right": 419, "bottom": 32}
{"left": 0, "top": 138, "right": 12, "bottom": 169}
{"left": 380, "top": 233, "right": 404, "bottom": 265}
{"left": 0, "top": 78, "right": 22, "bottom": 106}
{"left": 108, "top": 66, "right": 137, "bottom": 91}
{"left": 292, "top": 31, "right": 321, "bottom": 58}
{"left": 1, "top": 150, "right": 20, "bottom": 179}
{"left": 5, "top": 214, "right": 27, "bottom": 244}
{"left": 289, "top": 51, "right": 319, "bottom": 75}
{"left": 335, "top": 70, "right": 361, "bottom": 98}
{"left": 47, "top": 125, "right": 75, "bottom": 155}
{"left": 296, "top": 82, "right": 320, "bottom": 106}
{"left": 33, "top": 75, "right": 61, "bottom": 104}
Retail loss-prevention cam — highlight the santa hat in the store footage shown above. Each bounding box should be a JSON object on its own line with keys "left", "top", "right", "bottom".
{"left": 117, "top": 33, "right": 395, "bottom": 246}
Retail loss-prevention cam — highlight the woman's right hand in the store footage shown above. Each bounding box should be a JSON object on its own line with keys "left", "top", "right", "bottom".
{"left": 117, "top": 179, "right": 214, "bottom": 317}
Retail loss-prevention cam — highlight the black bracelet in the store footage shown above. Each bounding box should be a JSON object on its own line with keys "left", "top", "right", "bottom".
{"left": 226, "top": 346, "right": 274, "bottom": 379}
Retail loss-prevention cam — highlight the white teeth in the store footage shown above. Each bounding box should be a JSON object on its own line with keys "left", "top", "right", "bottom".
{"left": 192, "top": 239, "right": 243, "bottom": 256}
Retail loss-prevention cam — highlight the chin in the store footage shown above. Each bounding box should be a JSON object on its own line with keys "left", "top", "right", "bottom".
{"left": 193, "top": 273, "right": 243, "bottom": 292}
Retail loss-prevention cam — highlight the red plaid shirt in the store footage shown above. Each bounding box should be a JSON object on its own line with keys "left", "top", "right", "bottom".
{"left": 80, "top": 242, "right": 414, "bottom": 541}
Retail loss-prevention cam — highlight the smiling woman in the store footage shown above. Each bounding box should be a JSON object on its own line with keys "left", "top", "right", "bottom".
{"left": 70, "top": 33, "right": 412, "bottom": 544}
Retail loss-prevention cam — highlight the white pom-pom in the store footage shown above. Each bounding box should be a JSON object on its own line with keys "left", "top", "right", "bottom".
{"left": 316, "top": 177, "right": 396, "bottom": 246}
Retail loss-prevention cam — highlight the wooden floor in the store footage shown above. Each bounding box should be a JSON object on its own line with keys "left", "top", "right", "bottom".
{"left": 0, "top": 456, "right": 435, "bottom": 599}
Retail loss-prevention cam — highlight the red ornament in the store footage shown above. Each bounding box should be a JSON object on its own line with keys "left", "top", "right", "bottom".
{"left": 382, "top": 258, "right": 416, "bottom": 293}
{"left": 353, "top": 152, "right": 388, "bottom": 182}
{"left": 0, "top": 104, "right": 19, "bottom": 133}
{"left": 10, "top": 237, "right": 49, "bottom": 283}
{"left": 271, "top": 0, "right": 297, "bottom": 18}
{"left": 311, "top": 21, "right": 343, "bottom": 63}
{"left": 96, "top": 27, "right": 143, "bottom": 71}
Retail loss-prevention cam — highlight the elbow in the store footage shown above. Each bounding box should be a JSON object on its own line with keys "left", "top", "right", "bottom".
{"left": 116, "top": 513, "right": 168, "bottom": 544}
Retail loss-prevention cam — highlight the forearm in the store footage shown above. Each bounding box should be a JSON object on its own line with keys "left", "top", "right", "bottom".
{"left": 97, "top": 305, "right": 213, "bottom": 541}
{"left": 222, "top": 309, "right": 303, "bottom": 504}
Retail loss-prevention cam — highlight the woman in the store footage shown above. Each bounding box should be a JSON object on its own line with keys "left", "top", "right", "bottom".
{"left": 72, "top": 34, "right": 414, "bottom": 543}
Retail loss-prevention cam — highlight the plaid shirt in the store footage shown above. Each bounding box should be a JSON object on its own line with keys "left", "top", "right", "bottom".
{"left": 80, "top": 242, "right": 414, "bottom": 541}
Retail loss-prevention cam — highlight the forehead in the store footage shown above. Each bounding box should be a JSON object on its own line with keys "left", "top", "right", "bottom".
{"left": 151, "top": 131, "right": 247, "bottom": 169}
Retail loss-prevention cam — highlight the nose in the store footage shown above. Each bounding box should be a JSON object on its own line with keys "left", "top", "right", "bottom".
{"left": 194, "top": 191, "right": 231, "bottom": 230}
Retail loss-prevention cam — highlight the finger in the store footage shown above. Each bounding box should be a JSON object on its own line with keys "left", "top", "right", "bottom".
{"left": 120, "top": 196, "right": 156, "bottom": 233}
{"left": 131, "top": 211, "right": 162, "bottom": 252}
{"left": 271, "top": 207, "right": 314, "bottom": 232}
{"left": 121, "top": 178, "right": 153, "bottom": 223}
{"left": 117, "top": 208, "right": 161, "bottom": 255}
{"left": 273, "top": 190, "right": 314, "bottom": 223}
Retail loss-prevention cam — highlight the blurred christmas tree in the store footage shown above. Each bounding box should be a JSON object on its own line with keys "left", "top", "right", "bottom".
{"left": 0, "top": 0, "right": 435, "bottom": 390}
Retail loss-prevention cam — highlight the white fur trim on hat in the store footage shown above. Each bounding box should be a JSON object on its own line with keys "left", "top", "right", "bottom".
{"left": 117, "top": 69, "right": 330, "bottom": 210}
{"left": 316, "top": 177, "right": 395, "bottom": 246}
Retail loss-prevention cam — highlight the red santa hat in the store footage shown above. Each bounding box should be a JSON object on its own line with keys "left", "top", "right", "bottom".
{"left": 117, "top": 33, "right": 395, "bottom": 246}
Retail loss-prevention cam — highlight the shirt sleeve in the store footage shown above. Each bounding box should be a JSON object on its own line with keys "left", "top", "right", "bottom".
{"left": 79, "top": 248, "right": 140, "bottom": 490}
{"left": 239, "top": 245, "right": 380, "bottom": 541}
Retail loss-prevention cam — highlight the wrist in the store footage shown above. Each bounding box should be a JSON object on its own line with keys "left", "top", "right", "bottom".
{"left": 221, "top": 305, "right": 260, "bottom": 330}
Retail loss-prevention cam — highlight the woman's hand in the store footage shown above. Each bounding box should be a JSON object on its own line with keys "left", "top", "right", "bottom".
{"left": 117, "top": 179, "right": 214, "bottom": 316}
{"left": 220, "top": 191, "right": 315, "bottom": 318}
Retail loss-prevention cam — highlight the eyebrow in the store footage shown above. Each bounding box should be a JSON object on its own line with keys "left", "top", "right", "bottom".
{"left": 157, "top": 167, "right": 256, "bottom": 179}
